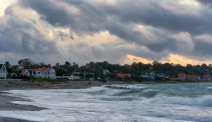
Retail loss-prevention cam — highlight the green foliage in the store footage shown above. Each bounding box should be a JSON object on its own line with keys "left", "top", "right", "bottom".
{"left": 4, "top": 59, "right": 212, "bottom": 81}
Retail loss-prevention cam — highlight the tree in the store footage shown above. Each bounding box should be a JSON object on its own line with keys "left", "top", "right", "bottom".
{"left": 152, "top": 61, "right": 160, "bottom": 65}
{"left": 18, "top": 59, "right": 32, "bottom": 68}
{"left": 5, "top": 61, "right": 11, "bottom": 68}
{"left": 65, "top": 61, "right": 71, "bottom": 67}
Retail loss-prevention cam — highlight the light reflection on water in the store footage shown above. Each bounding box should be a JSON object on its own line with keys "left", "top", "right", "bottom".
{"left": 1, "top": 83, "right": 212, "bottom": 122}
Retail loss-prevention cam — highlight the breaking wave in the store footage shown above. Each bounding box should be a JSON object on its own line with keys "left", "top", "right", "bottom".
{"left": 164, "top": 95, "right": 212, "bottom": 107}
{"left": 1, "top": 83, "right": 212, "bottom": 122}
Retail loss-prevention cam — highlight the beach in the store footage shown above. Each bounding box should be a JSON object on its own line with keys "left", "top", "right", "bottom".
{"left": 0, "top": 80, "right": 131, "bottom": 121}
{"left": 0, "top": 80, "right": 212, "bottom": 121}
{"left": 0, "top": 91, "right": 45, "bottom": 122}
{"left": 0, "top": 80, "right": 133, "bottom": 90}
{"left": 0, "top": 83, "right": 212, "bottom": 121}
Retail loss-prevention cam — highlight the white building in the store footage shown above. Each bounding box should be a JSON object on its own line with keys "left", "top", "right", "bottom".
{"left": 0, "top": 64, "right": 7, "bottom": 78}
{"left": 68, "top": 75, "right": 81, "bottom": 80}
{"left": 21, "top": 68, "right": 56, "bottom": 79}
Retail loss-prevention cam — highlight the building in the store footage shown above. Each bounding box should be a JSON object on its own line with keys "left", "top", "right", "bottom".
{"left": 186, "top": 75, "right": 200, "bottom": 81}
{"left": 116, "top": 73, "right": 131, "bottom": 79}
{"left": 103, "top": 69, "right": 110, "bottom": 76}
{"left": 68, "top": 75, "right": 81, "bottom": 80}
{"left": 203, "top": 75, "right": 211, "bottom": 81}
{"left": 140, "top": 74, "right": 153, "bottom": 81}
{"left": 68, "top": 72, "right": 82, "bottom": 80}
{"left": 20, "top": 69, "right": 30, "bottom": 77}
{"left": 21, "top": 68, "right": 56, "bottom": 79}
{"left": 140, "top": 72, "right": 155, "bottom": 81}
{"left": 32, "top": 68, "right": 56, "bottom": 79}
{"left": 0, "top": 64, "right": 7, "bottom": 78}
{"left": 178, "top": 73, "right": 186, "bottom": 81}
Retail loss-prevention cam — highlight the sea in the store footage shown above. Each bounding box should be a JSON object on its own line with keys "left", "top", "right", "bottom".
{"left": 1, "top": 83, "right": 212, "bottom": 122}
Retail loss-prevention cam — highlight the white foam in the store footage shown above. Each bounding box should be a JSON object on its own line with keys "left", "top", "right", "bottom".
{"left": 1, "top": 85, "right": 212, "bottom": 122}
{"left": 162, "top": 95, "right": 212, "bottom": 107}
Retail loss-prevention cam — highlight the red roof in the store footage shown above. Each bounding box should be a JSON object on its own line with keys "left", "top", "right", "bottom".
{"left": 20, "top": 69, "right": 28, "bottom": 72}
{"left": 116, "top": 73, "right": 131, "bottom": 78}
{"left": 32, "top": 68, "right": 53, "bottom": 72}
{"left": 177, "top": 73, "right": 186, "bottom": 80}
{"left": 203, "top": 75, "right": 211, "bottom": 79}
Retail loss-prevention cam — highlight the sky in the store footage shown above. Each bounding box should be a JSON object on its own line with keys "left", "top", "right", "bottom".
{"left": 0, "top": 0, "right": 212, "bottom": 65}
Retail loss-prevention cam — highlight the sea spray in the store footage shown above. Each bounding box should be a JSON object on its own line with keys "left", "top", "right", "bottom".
{"left": 1, "top": 83, "right": 212, "bottom": 122}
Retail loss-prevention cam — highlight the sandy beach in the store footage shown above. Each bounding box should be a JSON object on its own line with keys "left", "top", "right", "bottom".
{"left": 0, "top": 117, "right": 34, "bottom": 122}
{"left": 0, "top": 80, "right": 132, "bottom": 90}
{"left": 0, "top": 80, "right": 132, "bottom": 121}
{"left": 0, "top": 80, "right": 211, "bottom": 122}
{"left": 0, "top": 91, "right": 45, "bottom": 122}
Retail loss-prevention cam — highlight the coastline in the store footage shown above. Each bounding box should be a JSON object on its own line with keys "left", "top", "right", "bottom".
{"left": 0, "top": 80, "right": 130, "bottom": 90}
{"left": 0, "top": 80, "right": 211, "bottom": 122}
{"left": 0, "top": 91, "right": 45, "bottom": 122}
{"left": 0, "top": 80, "right": 211, "bottom": 90}
{"left": 0, "top": 117, "right": 35, "bottom": 122}
{"left": 0, "top": 80, "right": 130, "bottom": 122}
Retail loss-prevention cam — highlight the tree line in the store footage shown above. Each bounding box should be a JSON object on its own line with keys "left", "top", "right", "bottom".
{"left": 4, "top": 59, "right": 212, "bottom": 80}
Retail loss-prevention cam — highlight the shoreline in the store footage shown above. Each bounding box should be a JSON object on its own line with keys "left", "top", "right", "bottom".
{"left": 0, "top": 80, "right": 132, "bottom": 122}
{"left": 0, "top": 80, "right": 131, "bottom": 91}
{"left": 0, "top": 80, "right": 211, "bottom": 91}
{"left": 0, "top": 117, "right": 36, "bottom": 122}
{"left": 0, "top": 80, "right": 211, "bottom": 122}
{"left": 0, "top": 91, "right": 45, "bottom": 122}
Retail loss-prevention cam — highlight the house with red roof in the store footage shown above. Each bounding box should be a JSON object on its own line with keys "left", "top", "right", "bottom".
{"left": 20, "top": 69, "right": 30, "bottom": 77}
{"left": 186, "top": 75, "right": 200, "bottom": 81}
{"left": 177, "top": 73, "right": 186, "bottom": 81}
{"left": 116, "top": 73, "right": 131, "bottom": 79}
{"left": 21, "top": 68, "right": 56, "bottom": 79}
{"left": 203, "top": 75, "right": 211, "bottom": 81}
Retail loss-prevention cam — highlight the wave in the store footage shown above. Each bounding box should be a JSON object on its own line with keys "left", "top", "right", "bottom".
{"left": 103, "top": 84, "right": 159, "bottom": 97}
{"left": 207, "top": 86, "right": 212, "bottom": 89}
{"left": 3, "top": 84, "right": 212, "bottom": 122}
{"left": 104, "top": 85, "right": 212, "bottom": 107}
{"left": 159, "top": 95, "right": 212, "bottom": 107}
{"left": 105, "top": 84, "right": 148, "bottom": 90}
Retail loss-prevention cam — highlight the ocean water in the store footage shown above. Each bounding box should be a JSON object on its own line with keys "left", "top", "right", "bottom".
{"left": 1, "top": 83, "right": 212, "bottom": 122}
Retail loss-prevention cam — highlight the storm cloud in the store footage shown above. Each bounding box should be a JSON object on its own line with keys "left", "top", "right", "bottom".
{"left": 0, "top": 0, "right": 212, "bottom": 64}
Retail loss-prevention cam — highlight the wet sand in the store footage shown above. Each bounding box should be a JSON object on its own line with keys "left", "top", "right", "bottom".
{"left": 0, "top": 117, "right": 36, "bottom": 122}
{"left": 0, "top": 80, "right": 130, "bottom": 122}
{"left": 0, "top": 80, "right": 210, "bottom": 121}
{"left": 0, "top": 91, "right": 45, "bottom": 122}
{"left": 0, "top": 80, "right": 131, "bottom": 90}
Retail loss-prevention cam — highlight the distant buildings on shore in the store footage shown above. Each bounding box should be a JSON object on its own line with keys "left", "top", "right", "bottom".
{"left": 170, "top": 73, "right": 211, "bottom": 81}
{"left": 20, "top": 68, "right": 56, "bottom": 79}
{"left": 116, "top": 73, "right": 131, "bottom": 79}
{"left": 140, "top": 72, "right": 167, "bottom": 81}
{"left": 138, "top": 72, "right": 211, "bottom": 82}
{"left": 1, "top": 60, "right": 212, "bottom": 82}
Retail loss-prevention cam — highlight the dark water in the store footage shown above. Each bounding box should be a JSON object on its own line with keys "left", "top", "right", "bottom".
{"left": 1, "top": 83, "right": 212, "bottom": 122}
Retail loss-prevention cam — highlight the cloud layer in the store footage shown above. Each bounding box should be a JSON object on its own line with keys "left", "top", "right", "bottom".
{"left": 0, "top": 0, "right": 212, "bottom": 65}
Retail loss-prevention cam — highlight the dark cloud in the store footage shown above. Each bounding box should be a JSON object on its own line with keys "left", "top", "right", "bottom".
{"left": 109, "top": 2, "right": 212, "bottom": 34}
{"left": 17, "top": 0, "right": 212, "bottom": 60}
{"left": 200, "top": 0, "right": 212, "bottom": 5}
{"left": 19, "top": 0, "right": 72, "bottom": 26}
{"left": 193, "top": 38, "right": 212, "bottom": 56}
{"left": 0, "top": 22, "right": 57, "bottom": 55}
{"left": 0, "top": 0, "right": 211, "bottom": 64}
{"left": 18, "top": 0, "right": 212, "bottom": 34}
{"left": 0, "top": 4, "right": 60, "bottom": 63}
